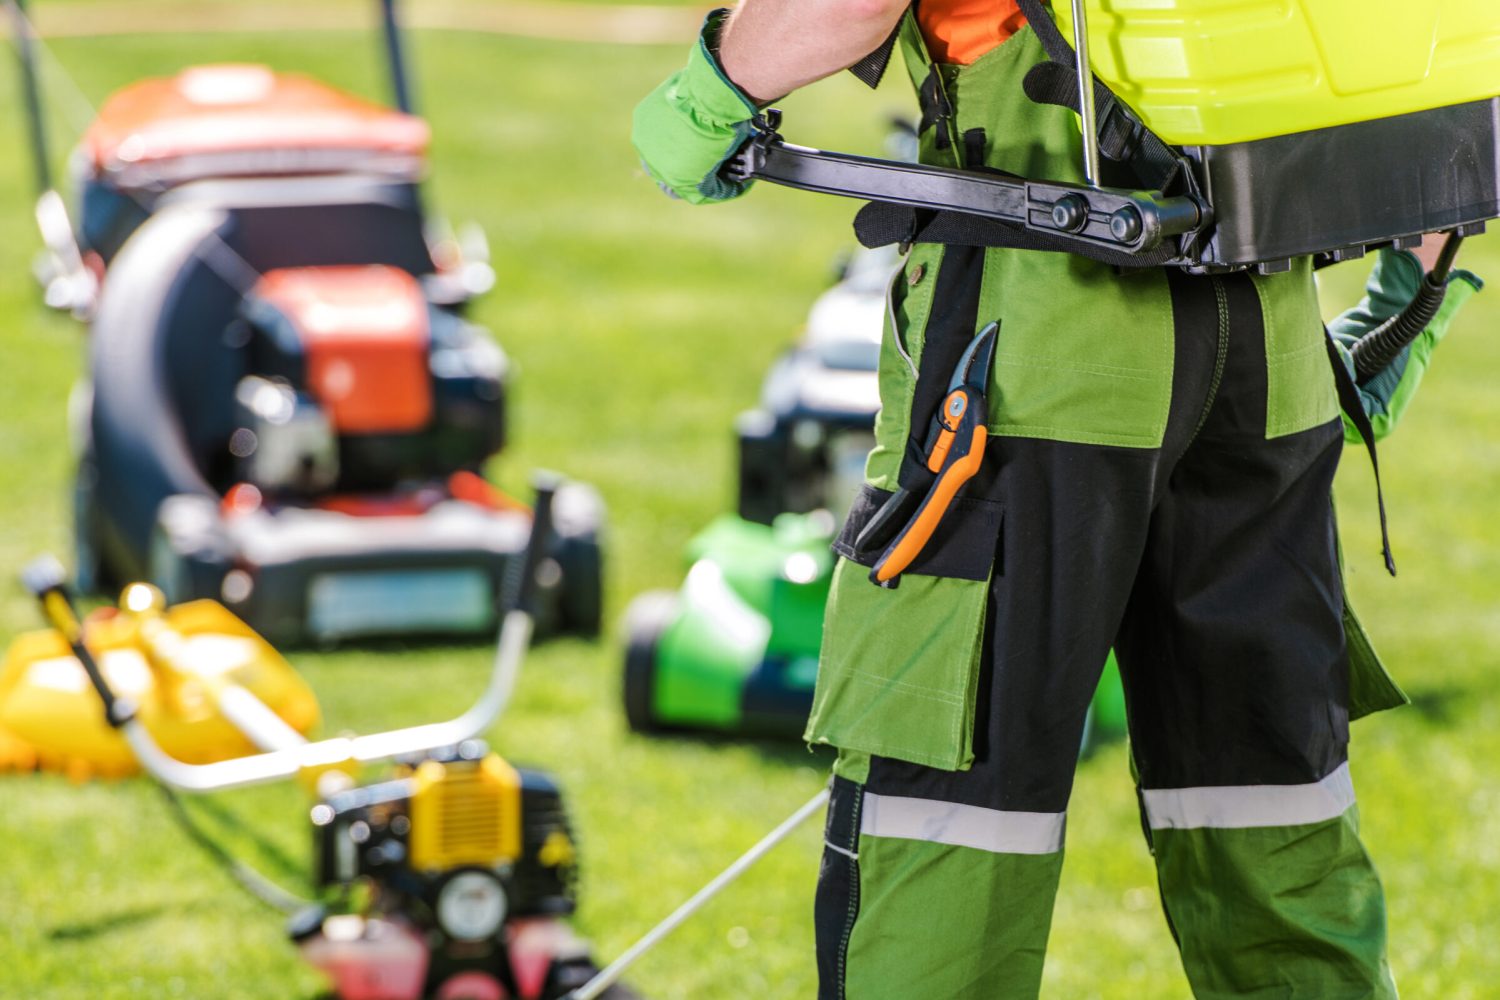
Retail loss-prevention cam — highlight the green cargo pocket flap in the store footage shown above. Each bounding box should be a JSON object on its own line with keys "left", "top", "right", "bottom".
{"left": 807, "top": 484, "right": 1000, "bottom": 771}
{"left": 1344, "top": 595, "right": 1408, "bottom": 721}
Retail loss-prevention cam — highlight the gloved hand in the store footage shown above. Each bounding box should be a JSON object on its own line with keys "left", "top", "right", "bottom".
{"left": 632, "top": 9, "right": 759, "bottom": 205}
{"left": 1330, "top": 247, "right": 1483, "bottom": 443}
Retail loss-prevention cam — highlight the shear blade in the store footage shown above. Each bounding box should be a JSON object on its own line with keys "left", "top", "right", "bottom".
{"left": 950, "top": 322, "right": 1000, "bottom": 393}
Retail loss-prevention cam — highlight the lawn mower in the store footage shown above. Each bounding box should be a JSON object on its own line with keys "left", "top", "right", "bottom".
{"left": 621, "top": 245, "right": 1128, "bottom": 743}
{"left": 734, "top": 242, "right": 894, "bottom": 527}
{"left": 8, "top": 0, "right": 603, "bottom": 646}
{"left": 18, "top": 479, "right": 639, "bottom": 1000}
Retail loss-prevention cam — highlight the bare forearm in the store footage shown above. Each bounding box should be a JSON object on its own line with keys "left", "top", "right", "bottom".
{"left": 1411, "top": 231, "right": 1456, "bottom": 274}
{"left": 718, "top": 0, "right": 908, "bottom": 104}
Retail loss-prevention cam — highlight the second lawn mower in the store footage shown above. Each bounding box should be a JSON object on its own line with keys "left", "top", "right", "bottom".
{"left": 11, "top": 0, "right": 604, "bottom": 645}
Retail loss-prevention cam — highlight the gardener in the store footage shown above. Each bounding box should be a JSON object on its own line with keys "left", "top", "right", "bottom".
{"left": 632, "top": 1, "right": 1480, "bottom": 996}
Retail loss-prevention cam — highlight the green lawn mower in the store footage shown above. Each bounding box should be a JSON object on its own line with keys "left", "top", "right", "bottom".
{"left": 621, "top": 247, "right": 1127, "bottom": 745}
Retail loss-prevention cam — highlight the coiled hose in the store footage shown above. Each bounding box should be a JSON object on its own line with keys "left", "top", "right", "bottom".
{"left": 1349, "top": 233, "right": 1464, "bottom": 384}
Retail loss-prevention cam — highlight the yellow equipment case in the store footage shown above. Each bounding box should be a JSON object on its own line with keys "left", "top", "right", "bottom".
{"left": 1056, "top": 0, "right": 1499, "bottom": 147}
{"left": 1061, "top": 0, "right": 1500, "bottom": 268}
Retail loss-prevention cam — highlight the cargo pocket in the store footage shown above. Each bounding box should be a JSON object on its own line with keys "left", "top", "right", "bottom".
{"left": 1344, "top": 588, "right": 1408, "bottom": 721}
{"left": 804, "top": 483, "right": 1001, "bottom": 771}
{"left": 1334, "top": 517, "right": 1407, "bottom": 721}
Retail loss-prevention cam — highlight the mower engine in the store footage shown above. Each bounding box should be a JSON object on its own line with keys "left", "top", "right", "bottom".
{"left": 233, "top": 264, "right": 508, "bottom": 496}
{"left": 296, "top": 745, "right": 613, "bottom": 1000}
{"left": 735, "top": 245, "right": 895, "bottom": 526}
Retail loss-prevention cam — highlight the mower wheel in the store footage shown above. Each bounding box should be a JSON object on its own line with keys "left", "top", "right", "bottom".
{"left": 150, "top": 494, "right": 232, "bottom": 605}
{"left": 622, "top": 590, "right": 679, "bottom": 734}
{"left": 552, "top": 481, "right": 606, "bottom": 636}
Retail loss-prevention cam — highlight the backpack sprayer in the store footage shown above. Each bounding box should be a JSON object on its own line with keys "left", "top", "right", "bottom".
{"left": 726, "top": 0, "right": 1494, "bottom": 367}
{"left": 22, "top": 478, "right": 640, "bottom": 1000}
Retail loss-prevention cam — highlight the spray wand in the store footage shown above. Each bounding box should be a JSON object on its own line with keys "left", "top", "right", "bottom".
{"left": 1349, "top": 232, "right": 1466, "bottom": 383}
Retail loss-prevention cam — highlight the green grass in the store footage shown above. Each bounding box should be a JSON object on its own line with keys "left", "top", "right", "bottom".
{"left": 1, "top": 22, "right": 1498, "bottom": 1000}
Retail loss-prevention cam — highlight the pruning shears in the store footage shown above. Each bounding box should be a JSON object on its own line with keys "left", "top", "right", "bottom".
{"left": 857, "top": 322, "right": 999, "bottom": 588}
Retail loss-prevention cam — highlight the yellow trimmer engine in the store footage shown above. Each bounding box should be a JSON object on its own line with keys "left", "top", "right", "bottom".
{"left": 296, "top": 744, "right": 615, "bottom": 1000}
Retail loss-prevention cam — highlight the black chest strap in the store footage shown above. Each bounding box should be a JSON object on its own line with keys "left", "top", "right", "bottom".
{"left": 848, "top": 22, "right": 901, "bottom": 89}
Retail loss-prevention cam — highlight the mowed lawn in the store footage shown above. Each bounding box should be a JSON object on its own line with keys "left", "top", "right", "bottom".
{"left": 0, "top": 18, "right": 1497, "bottom": 1000}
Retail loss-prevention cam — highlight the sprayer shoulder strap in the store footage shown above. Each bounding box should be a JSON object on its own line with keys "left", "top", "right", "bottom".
{"left": 838, "top": 2, "right": 1201, "bottom": 264}
{"left": 1011, "top": 0, "right": 1185, "bottom": 191}
{"left": 850, "top": 1, "right": 1185, "bottom": 193}
{"left": 1324, "top": 328, "right": 1397, "bottom": 576}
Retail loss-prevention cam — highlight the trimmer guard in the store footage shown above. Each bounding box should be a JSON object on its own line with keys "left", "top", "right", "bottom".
{"left": 0, "top": 599, "right": 318, "bottom": 778}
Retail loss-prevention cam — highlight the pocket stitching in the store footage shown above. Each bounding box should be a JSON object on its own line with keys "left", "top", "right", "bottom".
{"left": 844, "top": 668, "right": 968, "bottom": 705}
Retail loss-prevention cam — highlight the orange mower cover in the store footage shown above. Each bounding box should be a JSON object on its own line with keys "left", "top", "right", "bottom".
{"left": 83, "top": 63, "right": 429, "bottom": 176}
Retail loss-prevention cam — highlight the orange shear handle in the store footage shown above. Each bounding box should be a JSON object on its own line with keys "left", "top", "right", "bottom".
{"left": 871, "top": 422, "right": 988, "bottom": 585}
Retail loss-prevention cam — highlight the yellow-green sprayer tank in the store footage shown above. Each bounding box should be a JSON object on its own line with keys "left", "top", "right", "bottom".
{"left": 1055, "top": 0, "right": 1500, "bottom": 146}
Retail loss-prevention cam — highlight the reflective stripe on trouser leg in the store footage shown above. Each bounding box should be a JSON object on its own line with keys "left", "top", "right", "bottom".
{"left": 1143, "top": 767, "right": 1397, "bottom": 999}
{"left": 859, "top": 791, "right": 1065, "bottom": 854}
{"left": 1141, "top": 762, "right": 1355, "bottom": 830}
{"left": 816, "top": 779, "right": 1068, "bottom": 1000}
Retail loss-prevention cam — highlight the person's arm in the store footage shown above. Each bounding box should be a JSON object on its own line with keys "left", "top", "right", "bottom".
{"left": 1409, "top": 231, "right": 1451, "bottom": 274}
{"left": 632, "top": 0, "right": 906, "bottom": 205}
{"left": 719, "top": 0, "right": 909, "bottom": 104}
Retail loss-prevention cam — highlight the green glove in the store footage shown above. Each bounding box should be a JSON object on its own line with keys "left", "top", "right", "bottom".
{"left": 1330, "top": 247, "right": 1483, "bottom": 443}
{"left": 632, "top": 9, "right": 759, "bottom": 205}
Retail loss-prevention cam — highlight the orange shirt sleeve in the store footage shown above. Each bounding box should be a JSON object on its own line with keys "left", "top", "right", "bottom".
{"left": 917, "top": 0, "right": 1028, "bottom": 66}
